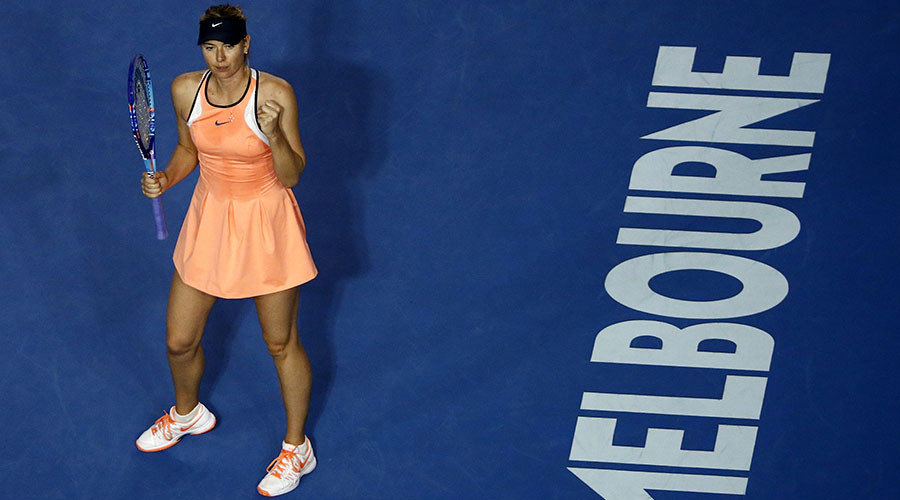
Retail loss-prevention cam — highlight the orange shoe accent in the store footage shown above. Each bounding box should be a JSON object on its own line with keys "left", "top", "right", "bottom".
{"left": 180, "top": 418, "right": 201, "bottom": 433}
{"left": 152, "top": 413, "right": 177, "bottom": 440}
{"left": 265, "top": 448, "right": 307, "bottom": 479}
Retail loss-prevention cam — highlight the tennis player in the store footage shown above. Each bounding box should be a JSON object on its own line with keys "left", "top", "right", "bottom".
{"left": 137, "top": 4, "right": 318, "bottom": 497}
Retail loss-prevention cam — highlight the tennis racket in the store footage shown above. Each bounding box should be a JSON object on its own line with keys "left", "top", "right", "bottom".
{"left": 127, "top": 54, "right": 168, "bottom": 240}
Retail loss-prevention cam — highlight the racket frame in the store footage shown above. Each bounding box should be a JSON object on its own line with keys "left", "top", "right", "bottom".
{"left": 128, "top": 54, "right": 168, "bottom": 240}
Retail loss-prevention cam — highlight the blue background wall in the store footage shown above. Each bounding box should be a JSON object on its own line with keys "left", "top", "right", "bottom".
{"left": 1, "top": 1, "right": 897, "bottom": 498}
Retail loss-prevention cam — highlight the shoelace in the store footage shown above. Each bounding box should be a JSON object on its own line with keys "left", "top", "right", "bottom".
{"left": 266, "top": 448, "right": 304, "bottom": 479}
{"left": 150, "top": 412, "right": 177, "bottom": 441}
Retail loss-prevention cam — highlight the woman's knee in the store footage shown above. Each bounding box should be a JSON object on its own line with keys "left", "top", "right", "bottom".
{"left": 265, "top": 339, "right": 288, "bottom": 359}
{"left": 167, "top": 332, "right": 201, "bottom": 357}
{"left": 263, "top": 332, "right": 295, "bottom": 359}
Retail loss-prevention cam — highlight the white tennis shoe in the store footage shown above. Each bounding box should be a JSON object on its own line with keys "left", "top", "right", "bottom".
{"left": 257, "top": 437, "right": 317, "bottom": 497}
{"left": 135, "top": 403, "right": 216, "bottom": 452}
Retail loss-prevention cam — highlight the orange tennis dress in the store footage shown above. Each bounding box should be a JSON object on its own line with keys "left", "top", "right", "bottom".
{"left": 172, "top": 69, "right": 317, "bottom": 298}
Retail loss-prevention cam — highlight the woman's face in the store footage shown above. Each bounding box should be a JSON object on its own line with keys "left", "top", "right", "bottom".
{"left": 201, "top": 37, "right": 248, "bottom": 76}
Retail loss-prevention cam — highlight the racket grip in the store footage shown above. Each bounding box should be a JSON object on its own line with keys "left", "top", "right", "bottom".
{"left": 151, "top": 197, "right": 168, "bottom": 240}
{"left": 145, "top": 157, "right": 167, "bottom": 240}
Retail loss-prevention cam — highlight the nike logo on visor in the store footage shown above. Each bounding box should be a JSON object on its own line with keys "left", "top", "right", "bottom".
{"left": 212, "top": 22, "right": 223, "bottom": 27}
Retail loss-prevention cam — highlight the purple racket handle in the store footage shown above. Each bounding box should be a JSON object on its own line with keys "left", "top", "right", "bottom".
{"left": 151, "top": 197, "right": 167, "bottom": 240}
{"left": 144, "top": 158, "right": 168, "bottom": 240}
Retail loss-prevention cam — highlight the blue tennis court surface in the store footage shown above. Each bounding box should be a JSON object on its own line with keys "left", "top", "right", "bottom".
{"left": 1, "top": 1, "right": 898, "bottom": 498}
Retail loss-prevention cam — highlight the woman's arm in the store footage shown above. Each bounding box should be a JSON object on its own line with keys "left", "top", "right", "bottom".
{"left": 142, "top": 73, "right": 201, "bottom": 198}
{"left": 257, "top": 75, "right": 306, "bottom": 188}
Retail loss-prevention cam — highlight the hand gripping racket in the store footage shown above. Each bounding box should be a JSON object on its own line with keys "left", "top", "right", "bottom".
{"left": 128, "top": 54, "right": 168, "bottom": 240}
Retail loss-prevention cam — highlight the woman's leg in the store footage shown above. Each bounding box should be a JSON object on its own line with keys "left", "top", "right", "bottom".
{"left": 166, "top": 271, "right": 218, "bottom": 415}
{"left": 254, "top": 286, "right": 311, "bottom": 445}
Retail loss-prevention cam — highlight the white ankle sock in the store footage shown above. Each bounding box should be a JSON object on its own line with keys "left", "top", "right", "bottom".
{"left": 172, "top": 403, "right": 200, "bottom": 423}
{"left": 283, "top": 438, "right": 308, "bottom": 454}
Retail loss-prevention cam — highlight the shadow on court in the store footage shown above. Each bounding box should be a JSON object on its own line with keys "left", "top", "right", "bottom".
{"left": 275, "top": 0, "right": 390, "bottom": 435}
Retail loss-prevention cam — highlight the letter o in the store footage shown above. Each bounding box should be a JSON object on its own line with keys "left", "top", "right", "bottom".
{"left": 604, "top": 252, "right": 788, "bottom": 319}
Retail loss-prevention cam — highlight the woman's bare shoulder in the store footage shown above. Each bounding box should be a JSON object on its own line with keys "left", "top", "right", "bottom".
{"left": 172, "top": 70, "right": 206, "bottom": 94}
{"left": 170, "top": 70, "right": 207, "bottom": 112}
{"left": 257, "top": 71, "right": 295, "bottom": 102}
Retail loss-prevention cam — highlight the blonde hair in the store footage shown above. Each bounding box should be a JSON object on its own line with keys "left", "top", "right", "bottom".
{"left": 200, "top": 4, "right": 246, "bottom": 22}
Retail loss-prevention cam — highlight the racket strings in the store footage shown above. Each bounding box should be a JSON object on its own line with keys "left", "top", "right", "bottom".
{"left": 132, "top": 68, "right": 153, "bottom": 150}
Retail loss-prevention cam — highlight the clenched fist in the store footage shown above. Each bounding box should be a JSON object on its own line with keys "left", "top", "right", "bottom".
{"left": 141, "top": 171, "right": 169, "bottom": 199}
{"left": 257, "top": 99, "right": 283, "bottom": 137}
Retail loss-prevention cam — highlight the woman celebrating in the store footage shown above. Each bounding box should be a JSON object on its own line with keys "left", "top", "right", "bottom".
{"left": 136, "top": 5, "right": 318, "bottom": 497}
